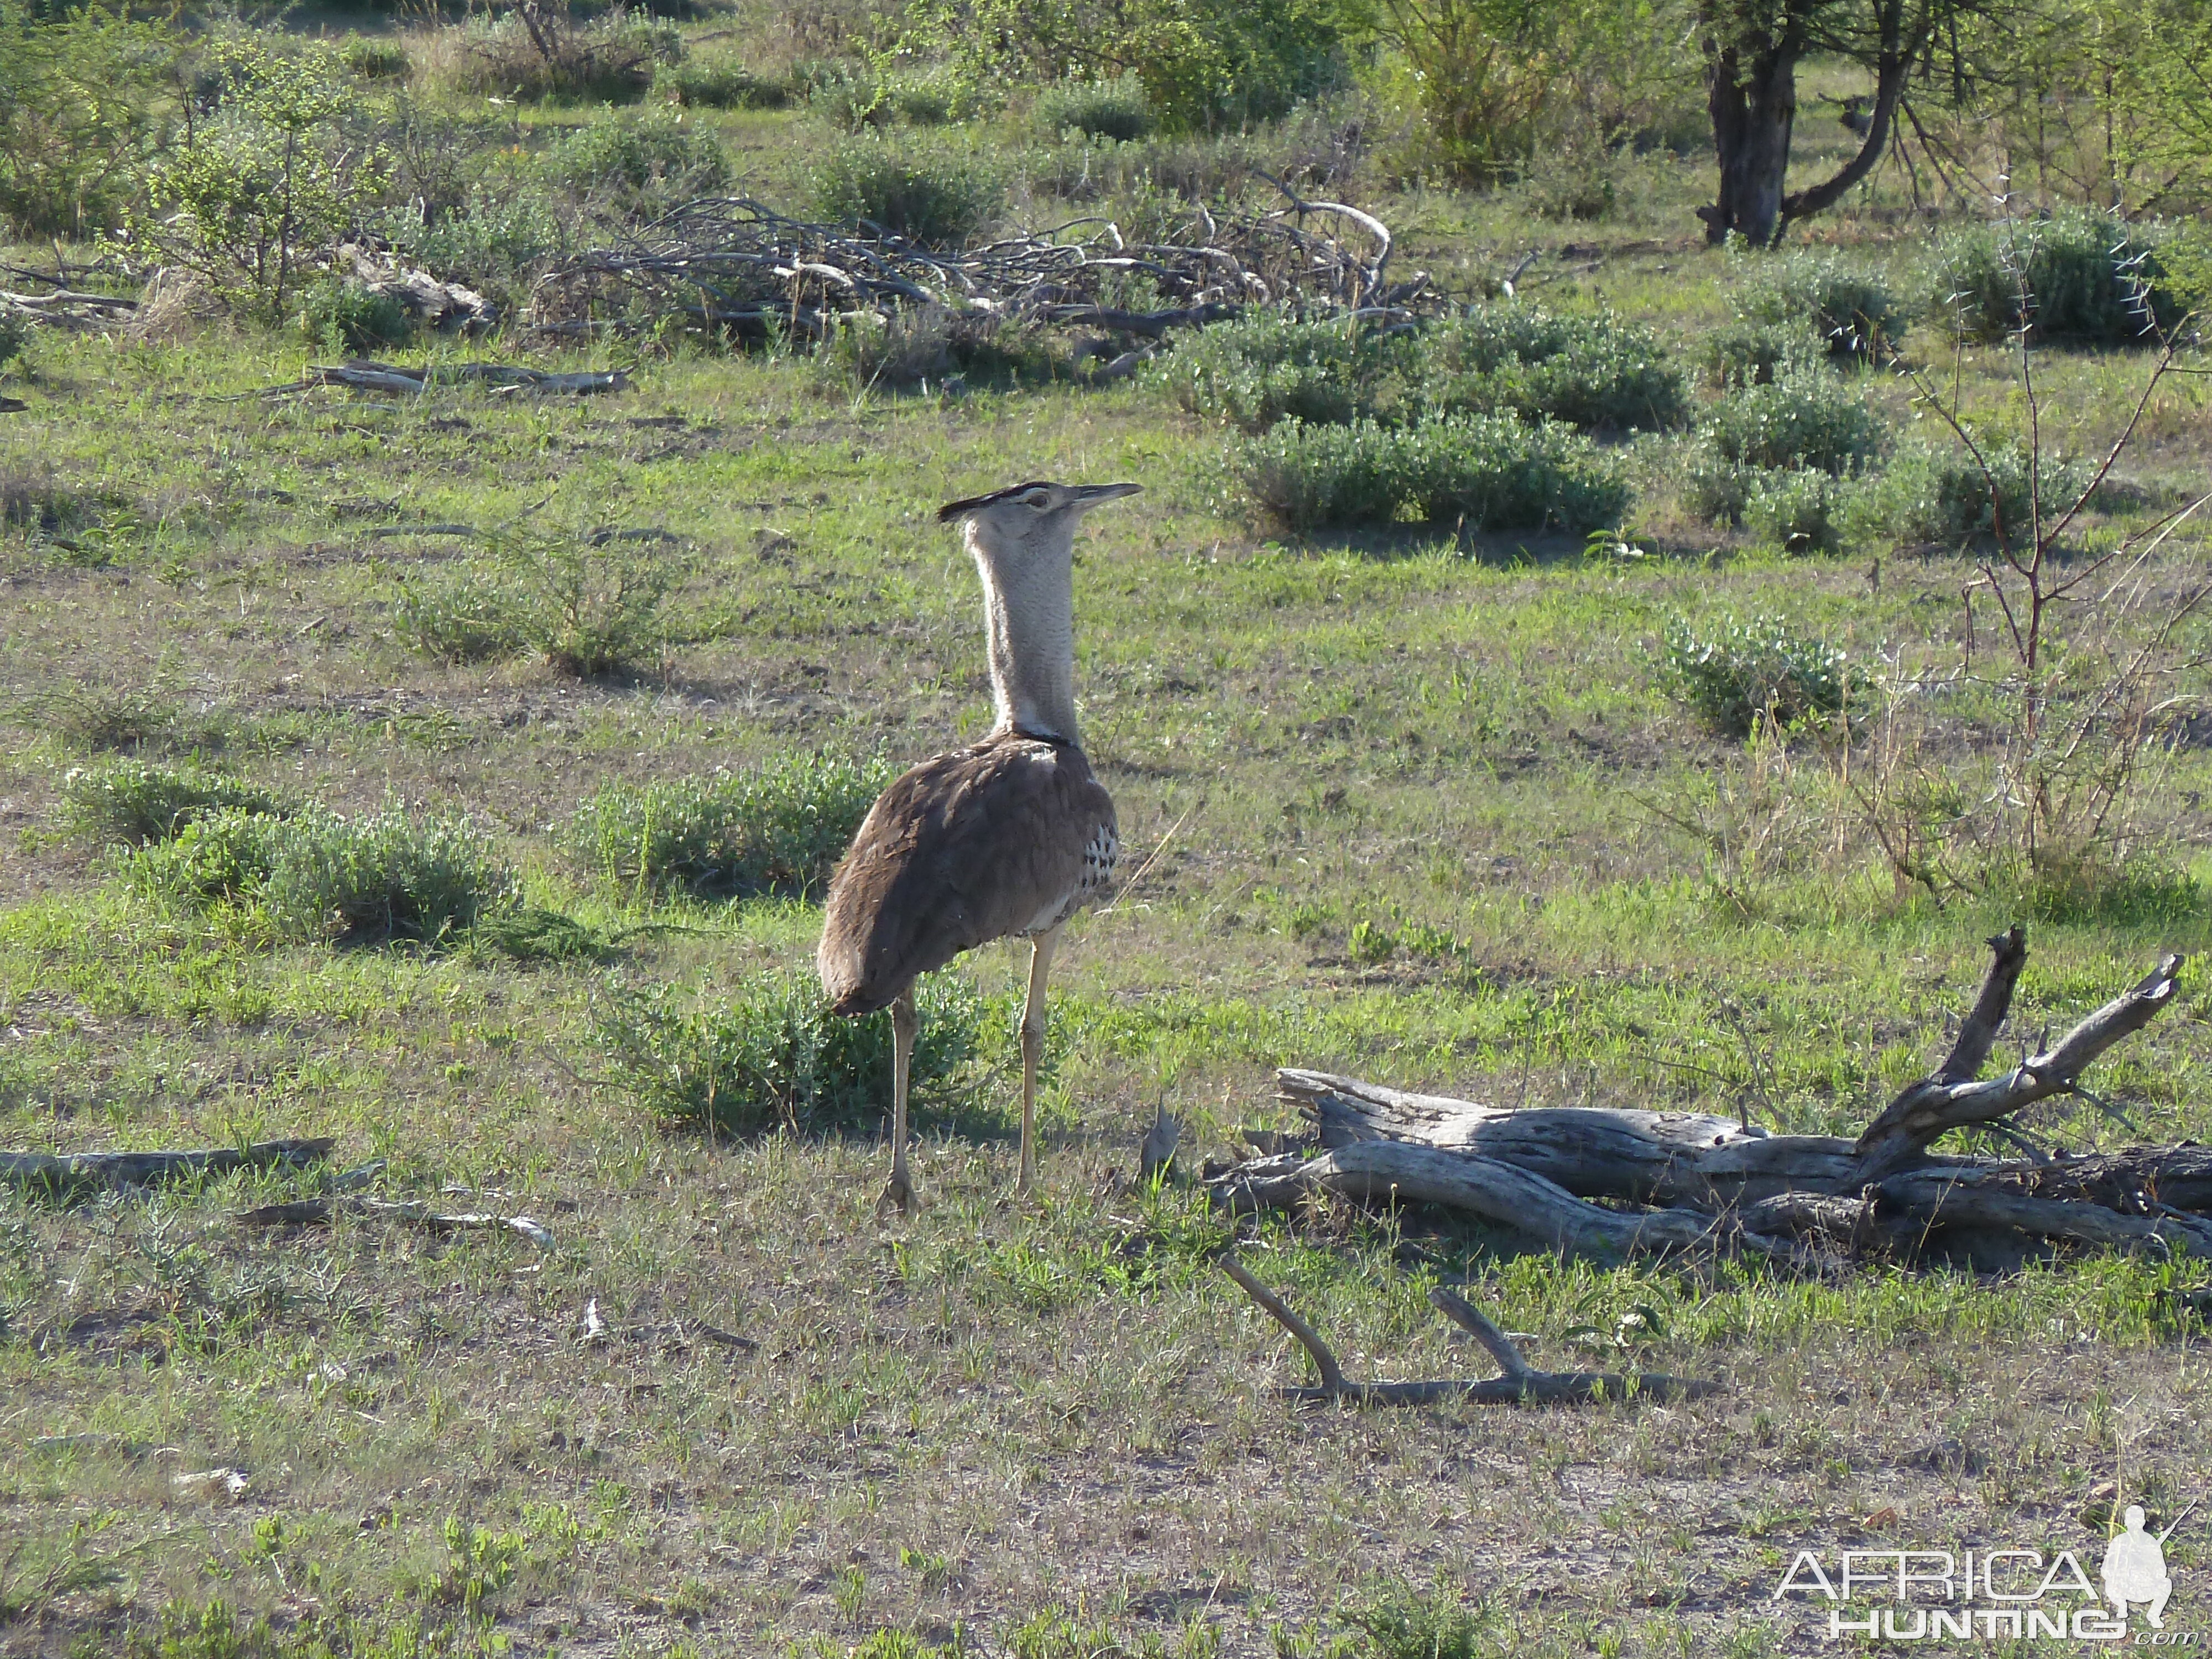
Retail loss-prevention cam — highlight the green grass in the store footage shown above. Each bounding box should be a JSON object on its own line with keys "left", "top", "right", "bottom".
{"left": 2, "top": 51, "right": 2211, "bottom": 1658}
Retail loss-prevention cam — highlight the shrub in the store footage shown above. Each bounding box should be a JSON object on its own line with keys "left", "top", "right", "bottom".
{"left": 540, "top": 108, "right": 729, "bottom": 211}
{"left": 1414, "top": 305, "right": 1687, "bottom": 431}
{"left": 1155, "top": 314, "right": 1401, "bottom": 433}
{"left": 137, "top": 804, "right": 518, "bottom": 946}
{"left": 134, "top": 807, "right": 291, "bottom": 905}
{"left": 389, "top": 571, "right": 519, "bottom": 665}
{"left": 1849, "top": 439, "right": 2098, "bottom": 547}
{"left": 1741, "top": 468, "right": 1843, "bottom": 555}
{"left": 810, "top": 65, "right": 979, "bottom": 129}
{"left": 295, "top": 279, "right": 413, "bottom": 352}
{"left": 0, "top": 312, "right": 27, "bottom": 370}
{"left": 443, "top": 11, "right": 675, "bottom": 103}
{"left": 0, "top": 1, "right": 175, "bottom": 237}
{"left": 1660, "top": 614, "right": 1871, "bottom": 737}
{"left": 1345, "top": 1583, "right": 1501, "bottom": 1659}
{"left": 1234, "top": 415, "right": 1629, "bottom": 533}
{"left": 1737, "top": 249, "right": 1903, "bottom": 362}
{"left": 819, "top": 306, "right": 975, "bottom": 390}
{"left": 127, "top": 40, "right": 383, "bottom": 316}
{"left": 464, "top": 906, "right": 612, "bottom": 965}
{"left": 1700, "top": 374, "right": 1879, "bottom": 474}
{"left": 1931, "top": 214, "right": 2182, "bottom": 345}
{"left": 43, "top": 684, "right": 191, "bottom": 753}
{"left": 593, "top": 969, "right": 991, "bottom": 1136}
{"left": 1680, "top": 454, "right": 1756, "bottom": 525}
{"left": 340, "top": 35, "right": 411, "bottom": 81}
{"left": 810, "top": 138, "right": 1004, "bottom": 244}
{"left": 566, "top": 750, "right": 893, "bottom": 900}
{"left": 390, "top": 529, "right": 689, "bottom": 678}
{"left": 878, "top": 71, "right": 973, "bottom": 126}
{"left": 1, "top": 462, "right": 99, "bottom": 534}
{"left": 1034, "top": 75, "right": 1154, "bottom": 141}
{"left": 258, "top": 806, "right": 518, "bottom": 945}
{"left": 372, "top": 192, "right": 568, "bottom": 296}
{"left": 62, "top": 760, "right": 285, "bottom": 847}
{"left": 1699, "top": 319, "right": 1825, "bottom": 389}
{"left": 656, "top": 55, "right": 788, "bottom": 109}
{"left": 916, "top": 0, "right": 1345, "bottom": 131}
{"left": 1517, "top": 144, "right": 1618, "bottom": 222}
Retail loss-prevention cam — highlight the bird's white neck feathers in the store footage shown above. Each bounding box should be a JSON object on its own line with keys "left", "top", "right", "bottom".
{"left": 964, "top": 515, "right": 1081, "bottom": 745}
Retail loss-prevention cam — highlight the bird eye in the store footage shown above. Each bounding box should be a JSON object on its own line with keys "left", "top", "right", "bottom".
{"left": 1021, "top": 491, "right": 1050, "bottom": 508}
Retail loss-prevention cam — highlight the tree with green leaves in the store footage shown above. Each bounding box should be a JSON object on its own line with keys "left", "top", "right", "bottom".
{"left": 125, "top": 39, "right": 385, "bottom": 315}
{"left": 906, "top": 0, "right": 1352, "bottom": 131}
{"left": 0, "top": 0, "right": 178, "bottom": 237}
{"left": 1697, "top": 0, "right": 1942, "bottom": 244}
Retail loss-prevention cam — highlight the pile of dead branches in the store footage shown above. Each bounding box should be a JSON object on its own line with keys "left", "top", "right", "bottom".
{"left": 0, "top": 287, "right": 137, "bottom": 333}
{"left": 1208, "top": 927, "right": 2210, "bottom": 1273}
{"left": 526, "top": 192, "right": 1440, "bottom": 343}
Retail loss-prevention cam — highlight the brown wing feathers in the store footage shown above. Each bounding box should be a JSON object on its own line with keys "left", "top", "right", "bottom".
{"left": 817, "top": 735, "right": 1115, "bottom": 1016}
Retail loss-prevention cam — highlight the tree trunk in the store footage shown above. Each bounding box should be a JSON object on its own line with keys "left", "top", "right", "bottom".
{"left": 1700, "top": 16, "right": 1802, "bottom": 246}
{"left": 1777, "top": 0, "right": 1924, "bottom": 234}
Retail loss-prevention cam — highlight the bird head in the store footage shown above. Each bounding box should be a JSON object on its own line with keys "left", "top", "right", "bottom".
{"left": 937, "top": 480, "right": 1141, "bottom": 568}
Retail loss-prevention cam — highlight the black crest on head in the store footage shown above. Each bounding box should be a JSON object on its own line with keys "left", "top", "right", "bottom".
{"left": 938, "top": 481, "right": 1054, "bottom": 523}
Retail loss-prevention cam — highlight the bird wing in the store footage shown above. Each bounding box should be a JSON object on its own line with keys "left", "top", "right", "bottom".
{"left": 817, "top": 735, "right": 1116, "bottom": 1015}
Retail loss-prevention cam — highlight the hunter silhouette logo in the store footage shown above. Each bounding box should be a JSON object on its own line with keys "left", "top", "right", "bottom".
{"left": 1771, "top": 1494, "right": 2199, "bottom": 1642}
{"left": 2103, "top": 1503, "right": 2187, "bottom": 1630}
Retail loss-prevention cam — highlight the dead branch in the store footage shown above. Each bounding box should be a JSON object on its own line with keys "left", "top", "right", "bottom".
{"left": 1849, "top": 943, "right": 2184, "bottom": 1184}
{"left": 245, "top": 362, "right": 629, "bottom": 399}
{"left": 1215, "top": 930, "right": 2194, "bottom": 1271}
{"left": 0, "top": 288, "right": 136, "bottom": 333}
{"left": 2, "top": 1138, "right": 334, "bottom": 1197}
{"left": 234, "top": 1194, "right": 554, "bottom": 1248}
{"left": 1215, "top": 1253, "right": 1719, "bottom": 1405}
{"left": 527, "top": 197, "right": 1437, "bottom": 342}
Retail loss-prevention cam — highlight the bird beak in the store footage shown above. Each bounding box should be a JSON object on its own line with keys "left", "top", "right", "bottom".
{"left": 1071, "top": 483, "right": 1142, "bottom": 512}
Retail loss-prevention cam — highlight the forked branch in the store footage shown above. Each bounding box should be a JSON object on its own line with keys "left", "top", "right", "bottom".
{"left": 1850, "top": 937, "right": 2184, "bottom": 1184}
{"left": 1215, "top": 1253, "right": 1720, "bottom": 1406}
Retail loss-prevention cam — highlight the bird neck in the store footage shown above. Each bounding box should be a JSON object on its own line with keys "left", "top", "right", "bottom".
{"left": 971, "top": 536, "right": 1079, "bottom": 746}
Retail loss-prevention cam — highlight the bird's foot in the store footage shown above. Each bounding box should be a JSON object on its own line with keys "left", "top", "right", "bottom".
{"left": 875, "top": 1168, "right": 920, "bottom": 1222}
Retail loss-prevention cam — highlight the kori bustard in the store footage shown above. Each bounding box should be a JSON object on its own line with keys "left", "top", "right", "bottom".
{"left": 817, "top": 479, "right": 1139, "bottom": 1215}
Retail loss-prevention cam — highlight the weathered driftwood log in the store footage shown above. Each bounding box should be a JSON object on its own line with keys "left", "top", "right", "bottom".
{"left": 1, "top": 1138, "right": 335, "bottom": 1197}
{"left": 1215, "top": 1137, "right": 1803, "bottom": 1261}
{"left": 1217, "top": 1253, "right": 1720, "bottom": 1404}
{"left": 1277, "top": 1067, "right": 1878, "bottom": 1207}
{"left": 1213, "top": 930, "right": 2198, "bottom": 1268}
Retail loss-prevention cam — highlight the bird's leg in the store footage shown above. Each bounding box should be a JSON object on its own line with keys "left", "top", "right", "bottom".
{"left": 878, "top": 989, "right": 919, "bottom": 1219}
{"left": 1016, "top": 926, "right": 1060, "bottom": 1197}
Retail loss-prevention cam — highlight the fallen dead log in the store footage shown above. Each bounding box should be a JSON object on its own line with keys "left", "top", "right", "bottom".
{"left": 2, "top": 1138, "right": 335, "bottom": 1196}
{"left": 1215, "top": 1138, "right": 1803, "bottom": 1261}
{"left": 247, "top": 361, "right": 630, "bottom": 399}
{"left": 1217, "top": 1252, "right": 1719, "bottom": 1404}
{"left": 1212, "top": 929, "right": 2196, "bottom": 1270}
{"left": 0, "top": 288, "right": 138, "bottom": 333}
{"left": 235, "top": 1194, "right": 554, "bottom": 1248}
